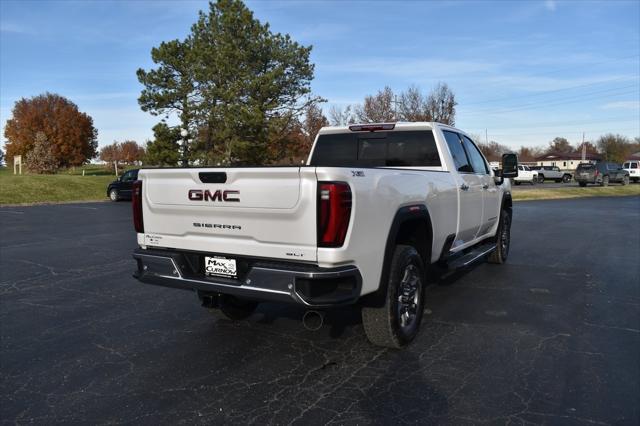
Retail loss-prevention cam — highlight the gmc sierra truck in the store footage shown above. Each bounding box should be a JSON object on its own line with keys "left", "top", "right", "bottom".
{"left": 131, "top": 122, "right": 518, "bottom": 348}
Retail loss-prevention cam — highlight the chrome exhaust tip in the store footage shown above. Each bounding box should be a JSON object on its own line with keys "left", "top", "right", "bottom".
{"left": 302, "top": 310, "right": 324, "bottom": 331}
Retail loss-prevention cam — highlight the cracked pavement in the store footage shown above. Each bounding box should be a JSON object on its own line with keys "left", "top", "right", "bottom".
{"left": 1, "top": 197, "right": 638, "bottom": 425}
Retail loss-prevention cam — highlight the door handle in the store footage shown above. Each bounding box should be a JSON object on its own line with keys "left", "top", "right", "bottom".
{"left": 482, "top": 184, "right": 489, "bottom": 190}
{"left": 460, "top": 183, "right": 469, "bottom": 191}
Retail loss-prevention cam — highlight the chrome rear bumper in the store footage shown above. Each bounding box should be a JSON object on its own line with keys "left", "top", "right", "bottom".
{"left": 132, "top": 248, "right": 362, "bottom": 307}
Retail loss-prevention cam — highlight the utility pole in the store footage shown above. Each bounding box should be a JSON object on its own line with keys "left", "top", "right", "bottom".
{"left": 581, "top": 132, "right": 586, "bottom": 162}
{"left": 391, "top": 95, "right": 400, "bottom": 122}
{"left": 485, "top": 129, "right": 488, "bottom": 145}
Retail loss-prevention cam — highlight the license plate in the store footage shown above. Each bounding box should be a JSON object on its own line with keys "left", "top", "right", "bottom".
{"left": 205, "top": 256, "right": 237, "bottom": 278}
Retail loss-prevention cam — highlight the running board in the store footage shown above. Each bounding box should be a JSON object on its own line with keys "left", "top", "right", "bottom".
{"left": 445, "top": 242, "right": 496, "bottom": 271}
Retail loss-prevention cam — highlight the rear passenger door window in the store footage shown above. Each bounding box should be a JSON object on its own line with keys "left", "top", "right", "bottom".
{"left": 442, "top": 131, "right": 472, "bottom": 173}
{"left": 461, "top": 135, "right": 489, "bottom": 174}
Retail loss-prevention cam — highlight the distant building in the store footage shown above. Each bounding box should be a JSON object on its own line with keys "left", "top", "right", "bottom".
{"left": 535, "top": 152, "right": 602, "bottom": 170}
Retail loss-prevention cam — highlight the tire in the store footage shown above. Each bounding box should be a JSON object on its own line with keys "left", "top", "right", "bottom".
{"left": 538, "top": 175, "right": 545, "bottom": 183}
{"left": 562, "top": 174, "right": 571, "bottom": 183}
{"left": 109, "top": 189, "right": 119, "bottom": 202}
{"left": 362, "top": 245, "right": 426, "bottom": 348}
{"left": 579, "top": 182, "right": 587, "bottom": 187}
{"left": 622, "top": 176, "right": 629, "bottom": 186}
{"left": 514, "top": 180, "right": 521, "bottom": 186}
{"left": 601, "top": 176, "right": 609, "bottom": 187}
{"left": 210, "top": 295, "right": 258, "bottom": 320}
{"left": 488, "top": 209, "right": 511, "bottom": 264}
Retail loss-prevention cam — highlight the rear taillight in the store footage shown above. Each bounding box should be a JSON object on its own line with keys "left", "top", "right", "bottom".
{"left": 132, "top": 180, "right": 144, "bottom": 233}
{"left": 317, "top": 182, "right": 352, "bottom": 247}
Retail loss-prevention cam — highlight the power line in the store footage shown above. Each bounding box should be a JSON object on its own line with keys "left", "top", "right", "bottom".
{"left": 462, "top": 75, "right": 636, "bottom": 106}
{"left": 471, "top": 53, "right": 639, "bottom": 87}
{"left": 461, "top": 84, "right": 639, "bottom": 116}
{"left": 475, "top": 117, "right": 639, "bottom": 131}
{"left": 488, "top": 127, "right": 639, "bottom": 137}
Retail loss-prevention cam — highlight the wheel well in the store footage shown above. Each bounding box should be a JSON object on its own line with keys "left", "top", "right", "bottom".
{"left": 395, "top": 218, "right": 431, "bottom": 266}
{"left": 360, "top": 207, "right": 432, "bottom": 308}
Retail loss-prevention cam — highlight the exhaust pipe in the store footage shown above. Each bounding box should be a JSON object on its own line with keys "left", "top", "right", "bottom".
{"left": 302, "top": 310, "right": 324, "bottom": 331}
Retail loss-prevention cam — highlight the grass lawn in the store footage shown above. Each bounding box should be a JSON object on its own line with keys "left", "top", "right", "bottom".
{"left": 512, "top": 184, "right": 640, "bottom": 201}
{"left": 0, "top": 166, "right": 118, "bottom": 205}
{"left": 2, "top": 165, "right": 639, "bottom": 205}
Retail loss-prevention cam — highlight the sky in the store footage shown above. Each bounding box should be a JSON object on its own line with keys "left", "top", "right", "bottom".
{"left": 1, "top": 0, "right": 639, "bottom": 152}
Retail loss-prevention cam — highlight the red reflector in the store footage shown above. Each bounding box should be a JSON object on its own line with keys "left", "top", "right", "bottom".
{"left": 317, "top": 182, "right": 352, "bottom": 247}
{"left": 349, "top": 123, "right": 395, "bottom": 132}
{"left": 132, "top": 180, "right": 144, "bottom": 233}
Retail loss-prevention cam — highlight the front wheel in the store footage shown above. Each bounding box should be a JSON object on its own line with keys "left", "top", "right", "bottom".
{"left": 488, "top": 209, "right": 511, "bottom": 264}
{"left": 109, "top": 189, "right": 119, "bottom": 202}
{"left": 362, "top": 245, "right": 426, "bottom": 348}
{"left": 562, "top": 174, "right": 571, "bottom": 183}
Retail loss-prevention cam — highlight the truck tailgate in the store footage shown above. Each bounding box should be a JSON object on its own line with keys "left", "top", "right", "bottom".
{"left": 139, "top": 167, "right": 318, "bottom": 262}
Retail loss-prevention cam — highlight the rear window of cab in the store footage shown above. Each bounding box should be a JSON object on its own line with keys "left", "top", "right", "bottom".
{"left": 309, "top": 130, "right": 441, "bottom": 168}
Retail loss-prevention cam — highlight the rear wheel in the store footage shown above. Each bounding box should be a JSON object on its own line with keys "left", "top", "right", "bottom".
{"left": 210, "top": 295, "right": 258, "bottom": 320}
{"left": 109, "top": 189, "right": 119, "bottom": 201}
{"left": 362, "top": 245, "right": 426, "bottom": 348}
{"left": 514, "top": 180, "right": 521, "bottom": 186}
{"left": 562, "top": 174, "right": 571, "bottom": 183}
{"left": 488, "top": 209, "right": 511, "bottom": 264}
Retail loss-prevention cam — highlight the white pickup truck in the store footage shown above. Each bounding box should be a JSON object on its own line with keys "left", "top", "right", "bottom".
{"left": 513, "top": 165, "right": 538, "bottom": 185}
{"left": 131, "top": 122, "right": 518, "bottom": 348}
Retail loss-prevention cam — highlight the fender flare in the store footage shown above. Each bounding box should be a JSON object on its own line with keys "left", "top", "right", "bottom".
{"left": 360, "top": 204, "right": 433, "bottom": 308}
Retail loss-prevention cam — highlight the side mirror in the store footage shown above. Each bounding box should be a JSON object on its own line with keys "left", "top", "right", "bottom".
{"left": 501, "top": 153, "right": 518, "bottom": 178}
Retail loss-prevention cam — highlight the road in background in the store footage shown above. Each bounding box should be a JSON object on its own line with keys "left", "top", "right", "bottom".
{"left": 1, "top": 198, "right": 639, "bottom": 424}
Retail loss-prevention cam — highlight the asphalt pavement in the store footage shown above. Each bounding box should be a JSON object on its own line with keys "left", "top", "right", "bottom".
{"left": 1, "top": 197, "right": 639, "bottom": 425}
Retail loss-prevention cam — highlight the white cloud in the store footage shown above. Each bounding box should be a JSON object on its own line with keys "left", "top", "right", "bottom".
{"left": 322, "top": 58, "right": 499, "bottom": 79}
{"left": 0, "top": 22, "right": 33, "bottom": 34}
{"left": 545, "top": 0, "right": 557, "bottom": 12}
{"left": 601, "top": 101, "right": 640, "bottom": 110}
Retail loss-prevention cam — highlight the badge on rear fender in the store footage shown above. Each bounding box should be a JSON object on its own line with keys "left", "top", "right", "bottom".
{"left": 145, "top": 234, "right": 163, "bottom": 246}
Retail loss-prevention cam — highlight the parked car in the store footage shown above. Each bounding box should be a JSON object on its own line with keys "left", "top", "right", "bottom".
{"left": 622, "top": 160, "right": 639, "bottom": 183}
{"left": 107, "top": 169, "right": 139, "bottom": 201}
{"left": 130, "top": 122, "right": 518, "bottom": 348}
{"left": 530, "top": 165, "right": 572, "bottom": 183}
{"left": 575, "top": 162, "right": 629, "bottom": 187}
{"left": 513, "top": 165, "right": 538, "bottom": 185}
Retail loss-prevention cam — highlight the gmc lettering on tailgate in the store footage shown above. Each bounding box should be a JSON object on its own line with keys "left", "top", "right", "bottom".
{"left": 188, "top": 189, "right": 240, "bottom": 202}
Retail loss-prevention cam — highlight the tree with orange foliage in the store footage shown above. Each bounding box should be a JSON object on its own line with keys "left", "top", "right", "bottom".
{"left": 99, "top": 141, "right": 145, "bottom": 173}
{"left": 4, "top": 93, "right": 98, "bottom": 168}
{"left": 119, "top": 141, "right": 145, "bottom": 164}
